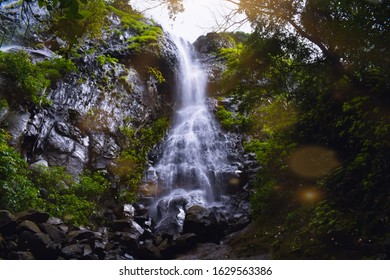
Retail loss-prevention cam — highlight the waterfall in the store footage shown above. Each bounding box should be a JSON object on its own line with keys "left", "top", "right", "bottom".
{"left": 145, "top": 37, "right": 238, "bottom": 234}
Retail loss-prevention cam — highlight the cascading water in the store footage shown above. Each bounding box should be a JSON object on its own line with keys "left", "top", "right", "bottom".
{"left": 145, "top": 37, "right": 239, "bottom": 234}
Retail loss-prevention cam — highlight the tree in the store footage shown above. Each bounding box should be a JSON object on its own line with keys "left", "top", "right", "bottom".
{"left": 40, "top": 0, "right": 106, "bottom": 56}
{"left": 135, "top": 0, "right": 184, "bottom": 20}
{"left": 0, "top": 0, "right": 107, "bottom": 52}
{"left": 155, "top": 0, "right": 389, "bottom": 84}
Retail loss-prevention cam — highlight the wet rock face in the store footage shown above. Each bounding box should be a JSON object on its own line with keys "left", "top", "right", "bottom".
{"left": 193, "top": 32, "right": 234, "bottom": 96}
{"left": 0, "top": 14, "right": 177, "bottom": 175}
{"left": 193, "top": 32, "right": 235, "bottom": 54}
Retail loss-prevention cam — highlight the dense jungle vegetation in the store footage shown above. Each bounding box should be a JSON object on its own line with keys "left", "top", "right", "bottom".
{"left": 1, "top": 0, "right": 169, "bottom": 225}
{"left": 214, "top": 0, "right": 390, "bottom": 259}
{"left": 1, "top": 0, "right": 389, "bottom": 259}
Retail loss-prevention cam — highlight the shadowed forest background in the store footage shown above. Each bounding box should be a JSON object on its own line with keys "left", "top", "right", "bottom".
{"left": 0, "top": 0, "right": 389, "bottom": 259}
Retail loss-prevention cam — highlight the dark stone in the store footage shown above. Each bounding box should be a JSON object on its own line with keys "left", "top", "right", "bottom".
{"left": 47, "top": 217, "right": 63, "bottom": 226}
{"left": 161, "top": 233, "right": 197, "bottom": 257}
{"left": 104, "top": 242, "right": 118, "bottom": 253}
{"left": 141, "top": 228, "right": 154, "bottom": 241}
{"left": 0, "top": 233, "right": 9, "bottom": 258}
{"left": 104, "top": 250, "right": 121, "bottom": 260}
{"left": 7, "top": 251, "right": 35, "bottom": 260}
{"left": 111, "top": 219, "right": 132, "bottom": 231}
{"left": 61, "top": 244, "right": 83, "bottom": 259}
{"left": 16, "top": 220, "right": 42, "bottom": 234}
{"left": 67, "top": 230, "right": 95, "bottom": 243}
{"left": 135, "top": 207, "right": 149, "bottom": 217}
{"left": 156, "top": 238, "right": 170, "bottom": 252}
{"left": 18, "top": 231, "right": 58, "bottom": 259}
{"left": 16, "top": 210, "right": 50, "bottom": 224}
{"left": 58, "top": 224, "right": 69, "bottom": 233}
{"left": 137, "top": 240, "right": 161, "bottom": 259}
{"left": 183, "top": 205, "right": 227, "bottom": 242}
{"left": 132, "top": 221, "right": 145, "bottom": 235}
{"left": 137, "top": 197, "right": 155, "bottom": 207}
{"left": 40, "top": 223, "right": 67, "bottom": 243}
{"left": 155, "top": 217, "right": 182, "bottom": 237}
{"left": 0, "top": 233, "right": 17, "bottom": 258}
{"left": 0, "top": 233, "right": 5, "bottom": 249}
{"left": 226, "top": 213, "right": 250, "bottom": 234}
{"left": 194, "top": 32, "right": 235, "bottom": 54}
{"left": 112, "top": 232, "right": 139, "bottom": 250}
{"left": 174, "top": 233, "right": 197, "bottom": 249}
{"left": 93, "top": 241, "right": 106, "bottom": 259}
{"left": 81, "top": 253, "right": 99, "bottom": 260}
{"left": 0, "top": 210, "right": 16, "bottom": 233}
{"left": 83, "top": 244, "right": 93, "bottom": 256}
{"left": 110, "top": 219, "right": 142, "bottom": 235}
{"left": 134, "top": 214, "right": 150, "bottom": 225}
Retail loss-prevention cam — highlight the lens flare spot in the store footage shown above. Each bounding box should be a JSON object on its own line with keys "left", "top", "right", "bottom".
{"left": 229, "top": 177, "right": 240, "bottom": 186}
{"left": 299, "top": 188, "right": 321, "bottom": 203}
{"left": 288, "top": 145, "right": 341, "bottom": 179}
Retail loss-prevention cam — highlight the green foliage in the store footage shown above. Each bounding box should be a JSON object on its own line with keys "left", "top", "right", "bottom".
{"left": 96, "top": 54, "right": 118, "bottom": 66}
{"left": 219, "top": 43, "right": 243, "bottom": 68}
{"left": 107, "top": 0, "right": 135, "bottom": 14}
{"left": 37, "top": 56, "right": 77, "bottom": 81}
{"left": 0, "top": 129, "right": 42, "bottom": 212}
{"left": 251, "top": 99, "right": 298, "bottom": 137}
{"left": 107, "top": 5, "right": 163, "bottom": 54}
{"left": 148, "top": 67, "right": 166, "bottom": 84}
{"left": 31, "top": 166, "right": 110, "bottom": 225}
{"left": 0, "top": 51, "right": 76, "bottom": 105}
{"left": 309, "top": 201, "right": 354, "bottom": 237}
{"left": 215, "top": 105, "right": 249, "bottom": 132}
{"left": 0, "top": 99, "right": 9, "bottom": 110}
{"left": 49, "top": 0, "right": 108, "bottom": 53}
{"left": 0, "top": 51, "right": 50, "bottom": 105}
{"left": 0, "top": 127, "right": 110, "bottom": 225}
{"left": 112, "top": 118, "right": 169, "bottom": 202}
{"left": 220, "top": 0, "right": 390, "bottom": 259}
{"left": 127, "top": 26, "right": 163, "bottom": 54}
{"left": 107, "top": 5, "right": 146, "bottom": 32}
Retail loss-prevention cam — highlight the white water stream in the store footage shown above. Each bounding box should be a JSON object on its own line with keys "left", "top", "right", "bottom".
{"left": 146, "top": 37, "right": 238, "bottom": 231}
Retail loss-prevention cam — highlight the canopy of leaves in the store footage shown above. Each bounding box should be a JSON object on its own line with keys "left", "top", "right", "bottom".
{"left": 219, "top": 0, "right": 390, "bottom": 259}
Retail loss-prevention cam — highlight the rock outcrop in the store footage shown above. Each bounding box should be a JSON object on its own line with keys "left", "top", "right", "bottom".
{"left": 0, "top": 4, "right": 178, "bottom": 177}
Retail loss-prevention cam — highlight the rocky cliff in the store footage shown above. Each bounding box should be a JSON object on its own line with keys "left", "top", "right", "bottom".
{"left": 1, "top": 2, "right": 177, "bottom": 177}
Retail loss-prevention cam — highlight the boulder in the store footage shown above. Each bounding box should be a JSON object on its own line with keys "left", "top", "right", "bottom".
{"left": 137, "top": 240, "right": 161, "bottom": 259}
{"left": 193, "top": 32, "right": 235, "bottom": 54}
{"left": 67, "top": 230, "right": 95, "bottom": 243}
{"left": 183, "top": 205, "right": 228, "bottom": 242}
{"left": 47, "top": 217, "right": 63, "bottom": 226}
{"left": 16, "top": 210, "right": 50, "bottom": 224}
{"left": 61, "top": 244, "right": 84, "bottom": 259}
{"left": 161, "top": 233, "right": 197, "bottom": 258}
{"left": 111, "top": 219, "right": 133, "bottom": 232}
{"left": 7, "top": 251, "right": 35, "bottom": 260}
{"left": 16, "top": 220, "right": 42, "bottom": 234}
{"left": 39, "top": 223, "right": 67, "bottom": 244}
{"left": 155, "top": 217, "right": 182, "bottom": 237}
{"left": 111, "top": 232, "right": 139, "bottom": 251}
{"left": 18, "top": 231, "right": 58, "bottom": 259}
{"left": 0, "top": 210, "right": 16, "bottom": 233}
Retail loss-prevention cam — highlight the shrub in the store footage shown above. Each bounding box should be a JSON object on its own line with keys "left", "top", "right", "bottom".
{"left": 0, "top": 51, "right": 77, "bottom": 106}
{"left": 0, "top": 51, "right": 50, "bottom": 105}
{"left": 0, "top": 129, "right": 42, "bottom": 212}
{"left": 148, "top": 66, "right": 166, "bottom": 84}
{"left": 31, "top": 166, "right": 110, "bottom": 225}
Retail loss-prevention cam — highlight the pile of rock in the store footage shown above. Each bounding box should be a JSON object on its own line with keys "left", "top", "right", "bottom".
{"left": 0, "top": 207, "right": 197, "bottom": 260}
